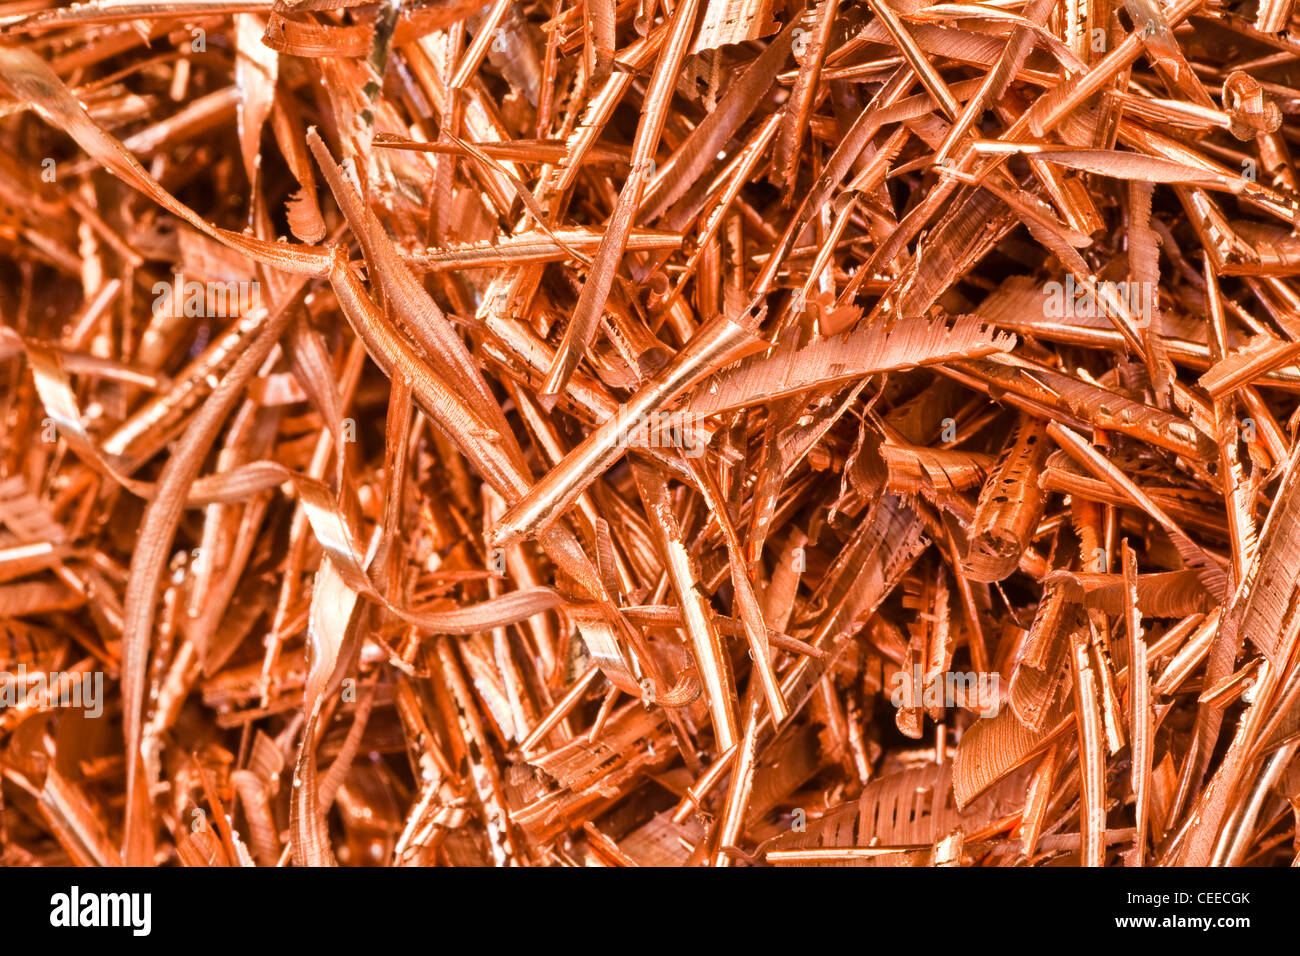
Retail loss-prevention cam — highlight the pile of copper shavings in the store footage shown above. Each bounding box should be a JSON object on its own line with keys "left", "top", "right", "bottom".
{"left": 4, "top": 0, "right": 1300, "bottom": 868}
